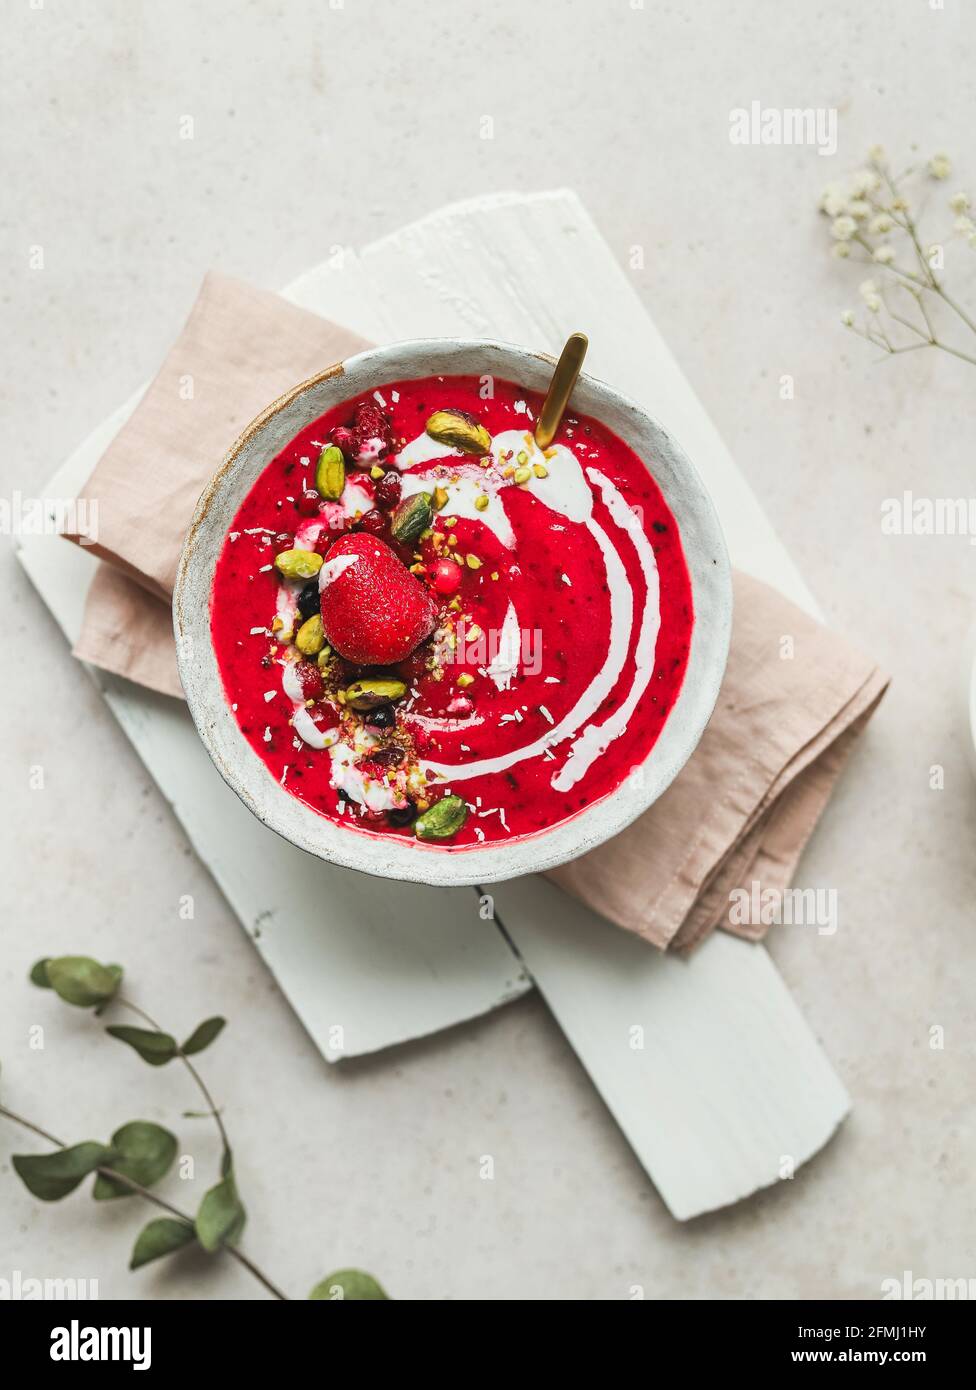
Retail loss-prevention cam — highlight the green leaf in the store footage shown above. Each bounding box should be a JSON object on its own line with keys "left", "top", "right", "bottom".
{"left": 309, "top": 1269, "right": 390, "bottom": 1301}
{"left": 29, "top": 958, "right": 52, "bottom": 988}
{"left": 93, "top": 1121, "right": 178, "bottom": 1200}
{"left": 130, "top": 1218, "right": 196, "bottom": 1270}
{"left": 181, "top": 1016, "right": 226, "bottom": 1056}
{"left": 93, "top": 966, "right": 123, "bottom": 1015}
{"left": 105, "top": 1025, "right": 177, "bottom": 1066}
{"left": 195, "top": 1172, "right": 246, "bottom": 1252}
{"left": 45, "top": 957, "right": 122, "bottom": 1008}
{"left": 12, "top": 1142, "right": 115, "bottom": 1201}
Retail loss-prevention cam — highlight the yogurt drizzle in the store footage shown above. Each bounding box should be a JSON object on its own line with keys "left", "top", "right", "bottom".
{"left": 393, "top": 428, "right": 662, "bottom": 791}
{"left": 272, "top": 420, "right": 662, "bottom": 809}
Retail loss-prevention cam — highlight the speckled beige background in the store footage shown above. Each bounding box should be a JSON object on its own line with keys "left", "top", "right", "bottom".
{"left": 1, "top": 0, "right": 974, "bottom": 1300}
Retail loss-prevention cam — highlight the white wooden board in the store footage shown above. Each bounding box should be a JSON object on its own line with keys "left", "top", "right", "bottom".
{"left": 17, "top": 189, "right": 850, "bottom": 1220}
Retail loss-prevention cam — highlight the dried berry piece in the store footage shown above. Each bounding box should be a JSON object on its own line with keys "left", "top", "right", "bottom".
{"left": 374, "top": 471, "right": 402, "bottom": 509}
{"left": 331, "top": 425, "right": 357, "bottom": 458}
{"left": 367, "top": 705, "right": 396, "bottom": 730}
{"left": 297, "top": 581, "right": 321, "bottom": 622}
{"left": 369, "top": 744, "right": 405, "bottom": 768}
{"left": 357, "top": 508, "right": 387, "bottom": 536}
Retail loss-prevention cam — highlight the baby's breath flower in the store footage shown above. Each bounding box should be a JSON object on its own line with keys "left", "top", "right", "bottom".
{"left": 859, "top": 281, "right": 881, "bottom": 312}
{"left": 851, "top": 168, "right": 881, "bottom": 196}
{"left": 826, "top": 148, "right": 976, "bottom": 369}
{"left": 820, "top": 183, "right": 847, "bottom": 217}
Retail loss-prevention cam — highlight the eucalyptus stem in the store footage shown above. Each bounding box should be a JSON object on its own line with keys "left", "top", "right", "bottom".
{"left": 0, "top": 1103, "right": 288, "bottom": 1301}
{"left": 114, "top": 996, "right": 232, "bottom": 1160}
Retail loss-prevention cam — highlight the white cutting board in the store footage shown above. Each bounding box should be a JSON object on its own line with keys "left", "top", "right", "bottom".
{"left": 17, "top": 190, "right": 849, "bottom": 1220}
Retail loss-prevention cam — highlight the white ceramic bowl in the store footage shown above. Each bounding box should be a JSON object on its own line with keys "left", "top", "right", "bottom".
{"left": 174, "top": 338, "right": 732, "bottom": 885}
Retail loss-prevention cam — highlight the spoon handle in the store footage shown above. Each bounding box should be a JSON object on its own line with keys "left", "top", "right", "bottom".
{"left": 534, "top": 332, "right": 588, "bottom": 450}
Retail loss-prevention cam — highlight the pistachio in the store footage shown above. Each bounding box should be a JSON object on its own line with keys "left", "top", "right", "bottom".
{"left": 295, "top": 614, "right": 326, "bottom": 656}
{"left": 316, "top": 645, "right": 333, "bottom": 670}
{"left": 432, "top": 485, "right": 449, "bottom": 511}
{"left": 465, "top": 554, "right": 482, "bottom": 570}
{"left": 513, "top": 466, "right": 532, "bottom": 485}
{"left": 474, "top": 493, "right": 489, "bottom": 511}
{"left": 390, "top": 491, "right": 432, "bottom": 543}
{"left": 425, "top": 409, "right": 492, "bottom": 455}
{"left": 414, "top": 794, "right": 468, "bottom": 841}
{"left": 456, "top": 672, "right": 474, "bottom": 688}
{"left": 314, "top": 445, "right": 346, "bottom": 501}
{"left": 533, "top": 463, "right": 548, "bottom": 479}
{"left": 274, "top": 548, "right": 323, "bottom": 581}
{"left": 344, "top": 677, "right": 407, "bottom": 710}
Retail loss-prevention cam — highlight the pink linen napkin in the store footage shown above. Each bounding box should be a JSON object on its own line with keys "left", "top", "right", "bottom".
{"left": 63, "top": 273, "right": 888, "bottom": 952}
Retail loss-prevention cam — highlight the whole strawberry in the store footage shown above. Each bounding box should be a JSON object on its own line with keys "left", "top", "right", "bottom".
{"left": 319, "top": 534, "right": 437, "bottom": 665}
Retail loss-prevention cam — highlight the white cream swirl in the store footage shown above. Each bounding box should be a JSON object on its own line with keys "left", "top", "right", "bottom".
{"left": 394, "top": 427, "right": 662, "bottom": 792}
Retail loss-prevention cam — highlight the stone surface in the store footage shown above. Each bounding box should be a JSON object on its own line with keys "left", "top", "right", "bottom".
{"left": 1, "top": 0, "right": 974, "bottom": 1300}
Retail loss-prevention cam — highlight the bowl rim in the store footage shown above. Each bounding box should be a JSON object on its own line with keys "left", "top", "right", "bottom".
{"left": 174, "top": 335, "right": 733, "bottom": 885}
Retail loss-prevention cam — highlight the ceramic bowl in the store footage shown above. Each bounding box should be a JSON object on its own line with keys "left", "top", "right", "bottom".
{"left": 174, "top": 338, "right": 733, "bottom": 885}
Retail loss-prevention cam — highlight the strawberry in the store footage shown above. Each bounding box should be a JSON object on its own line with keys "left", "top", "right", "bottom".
{"left": 319, "top": 534, "right": 437, "bottom": 665}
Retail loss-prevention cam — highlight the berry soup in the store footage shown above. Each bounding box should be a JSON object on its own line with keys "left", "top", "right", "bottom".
{"left": 211, "top": 377, "right": 693, "bottom": 848}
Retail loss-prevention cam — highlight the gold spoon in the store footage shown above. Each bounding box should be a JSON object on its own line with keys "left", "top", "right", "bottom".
{"left": 534, "top": 332, "right": 588, "bottom": 450}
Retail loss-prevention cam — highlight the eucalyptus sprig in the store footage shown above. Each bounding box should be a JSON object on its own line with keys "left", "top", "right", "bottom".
{"left": 821, "top": 146, "right": 976, "bottom": 368}
{"left": 0, "top": 956, "right": 388, "bottom": 1302}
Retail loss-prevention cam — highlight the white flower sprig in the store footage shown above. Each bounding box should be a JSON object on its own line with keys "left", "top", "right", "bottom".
{"left": 821, "top": 148, "right": 976, "bottom": 368}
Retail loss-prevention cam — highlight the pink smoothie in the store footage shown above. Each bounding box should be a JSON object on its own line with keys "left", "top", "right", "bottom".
{"left": 211, "top": 375, "right": 693, "bottom": 848}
